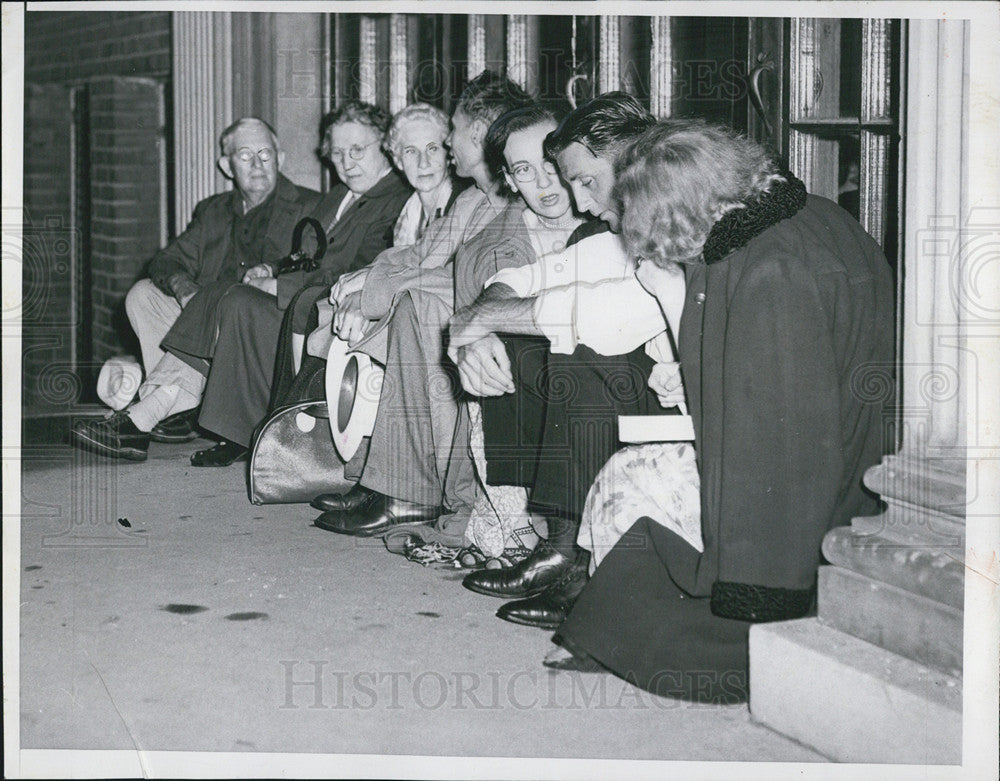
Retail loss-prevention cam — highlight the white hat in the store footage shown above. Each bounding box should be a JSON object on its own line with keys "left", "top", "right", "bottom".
{"left": 325, "top": 337, "right": 384, "bottom": 461}
{"left": 96, "top": 355, "right": 142, "bottom": 410}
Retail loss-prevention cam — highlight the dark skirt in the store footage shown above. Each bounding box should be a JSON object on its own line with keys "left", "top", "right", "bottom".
{"left": 557, "top": 516, "right": 751, "bottom": 704}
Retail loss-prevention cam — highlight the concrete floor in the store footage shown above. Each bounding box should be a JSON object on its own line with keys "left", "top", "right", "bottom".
{"left": 18, "top": 435, "right": 825, "bottom": 764}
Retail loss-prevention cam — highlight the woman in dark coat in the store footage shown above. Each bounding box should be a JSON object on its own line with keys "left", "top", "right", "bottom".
{"left": 549, "top": 119, "right": 895, "bottom": 703}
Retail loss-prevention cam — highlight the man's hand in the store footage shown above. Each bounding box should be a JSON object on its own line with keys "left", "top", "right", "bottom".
{"left": 244, "top": 276, "right": 278, "bottom": 297}
{"left": 330, "top": 268, "right": 370, "bottom": 305}
{"left": 648, "top": 361, "right": 686, "bottom": 409}
{"left": 170, "top": 273, "right": 199, "bottom": 309}
{"left": 333, "top": 291, "right": 370, "bottom": 346}
{"left": 447, "top": 305, "right": 494, "bottom": 364}
{"left": 242, "top": 263, "right": 273, "bottom": 284}
{"left": 454, "top": 334, "right": 515, "bottom": 397}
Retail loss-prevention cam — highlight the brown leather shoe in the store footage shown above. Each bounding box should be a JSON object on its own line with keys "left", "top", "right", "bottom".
{"left": 313, "top": 490, "right": 442, "bottom": 537}
{"left": 310, "top": 484, "right": 374, "bottom": 513}
{"left": 496, "top": 554, "right": 589, "bottom": 628}
{"left": 461, "top": 539, "right": 573, "bottom": 599}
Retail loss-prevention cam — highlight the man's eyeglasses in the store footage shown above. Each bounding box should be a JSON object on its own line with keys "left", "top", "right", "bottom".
{"left": 233, "top": 147, "right": 276, "bottom": 163}
{"left": 508, "top": 159, "right": 558, "bottom": 184}
{"left": 327, "top": 139, "right": 380, "bottom": 163}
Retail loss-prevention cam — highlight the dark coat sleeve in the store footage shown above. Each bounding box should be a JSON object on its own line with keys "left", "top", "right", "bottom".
{"left": 714, "top": 250, "right": 844, "bottom": 600}
{"left": 147, "top": 196, "right": 223, "bottom": 295}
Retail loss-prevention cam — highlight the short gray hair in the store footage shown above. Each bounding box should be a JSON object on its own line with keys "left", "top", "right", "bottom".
{"left": 220, "top": 117, "right": 279, "bottom": 156}
{"left": 384, "top": 103, "right": 450, "bottom": 157}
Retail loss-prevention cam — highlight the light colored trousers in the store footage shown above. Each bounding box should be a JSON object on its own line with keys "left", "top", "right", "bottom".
{"left": 124, "top": 278, "right": 205, "bottom": 402}
{"left": 125, "top": 279, "right": 181, "bottom": 375}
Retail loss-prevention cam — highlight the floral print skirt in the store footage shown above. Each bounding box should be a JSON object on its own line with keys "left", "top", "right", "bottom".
{"left": 578, "top": 442, "right": 702, "bottom": 575}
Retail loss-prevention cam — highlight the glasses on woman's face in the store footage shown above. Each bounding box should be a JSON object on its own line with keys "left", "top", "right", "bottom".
{"left": 508, "top": 159, "right": 558, "bottom": 184}
{"left": 234, "top": 147, "right": 275, "bottom": 163}
{"left": 327, "top": 139, "right": 380, "bottom": 163}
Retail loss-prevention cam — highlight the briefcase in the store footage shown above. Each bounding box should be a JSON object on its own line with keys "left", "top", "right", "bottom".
{"left": 247, "top": 400, "right": 353, "bottom": 505}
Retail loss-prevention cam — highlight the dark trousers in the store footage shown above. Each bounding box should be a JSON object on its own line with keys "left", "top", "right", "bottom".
{"left": 197, "top": 285, "right": 284, "bottom": 447}
{"left": 481, "top": 336, "right": 659, "bottom": 521}
{"left": 269, "top": 285, "right": 328, "bottom": 410}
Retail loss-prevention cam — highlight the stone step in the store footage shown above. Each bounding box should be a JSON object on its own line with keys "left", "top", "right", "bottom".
{"left": 822, "top": 526, "right": 965, "bottom": 609}
{"left": 749, "top": 618, "right": 962, "bottom": 764}
{"left": 851, "top": 508, "right": 966, "bottom": 550}
{"left": 818, "top": 565, "right": 963, "bottom": 677}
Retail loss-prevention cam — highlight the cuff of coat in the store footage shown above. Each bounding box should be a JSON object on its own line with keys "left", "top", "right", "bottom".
{"left": 710, "top": 581, "right": 814, "bottom": 623}
{"left": 359, "top": 266, "right": 394, "bottom": 319}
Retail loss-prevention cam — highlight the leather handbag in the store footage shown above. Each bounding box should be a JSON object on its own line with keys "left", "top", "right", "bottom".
{"left": 273, "top": 217, "right": 327, "bottom": 276}
{"left": 247, "top": 400, "right": 353, "bottom": 505}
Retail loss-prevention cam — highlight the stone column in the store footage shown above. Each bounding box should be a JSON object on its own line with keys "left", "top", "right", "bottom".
{"left": 505, "top": 15, "right": 538, "bottom": 93}
{"left": 172, "top": 12, "right": 233, "bottom": 228}
{"left": 749, "top": 19, "right": 976, "bottom": 764}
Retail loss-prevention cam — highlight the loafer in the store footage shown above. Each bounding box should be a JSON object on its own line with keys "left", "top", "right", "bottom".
{"left": 71, "top": 411, "right": 150, "bottom": 461}
{"left": 310, "top": 484, "right": 374, "bottom": 513}
{"left": 462, "top": 539, "right": 573, "bottom": 599}
{"left": 150, "top": 407, "right": 200, "bottom": 443}
{"left": 496, "top": 555, "right": 589, "bottom": 629}
{"left": 190, "top": 440, "right": 248, "bottom": 467}
{"left": 313, "top": 491, "right": 442, "bottom": 537}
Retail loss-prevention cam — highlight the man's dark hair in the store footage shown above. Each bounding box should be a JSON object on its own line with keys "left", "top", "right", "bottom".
{"left": 483, "top": 104, "right": 556, "bottom": 184}
{"left": 319, "top": 100, "right": 390, "bottom": 159}
{"left": 454, "top": 70, "right": 534, "bottom": 129}
{"left": 543, "top": 91, "right": 655, "bottom": 162}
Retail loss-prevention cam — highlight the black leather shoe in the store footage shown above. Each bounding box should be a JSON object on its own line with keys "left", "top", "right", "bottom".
{"left": 190, "top": 440, "right": 248, "bottom": 467}
{"left": 496, "top": 555, "right": 589, "bottom": 629}
{"left": 462, "top": 539, "right": 573, "bottom": 599}
{"left": 71, "top": 411, "right": 150, "bottom": 461}
{"left": 150, "top": 407, "right": 200, "bottom": 443}
{"left": 313, "top": 491, "right": 442, "bottom": 537}
{"left": 310, "top": 484, "right": 374, "bottom": 513}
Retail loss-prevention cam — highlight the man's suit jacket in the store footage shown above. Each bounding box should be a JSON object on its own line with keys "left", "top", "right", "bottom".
{"left": 148, "top": 174, "right": 321, "bottom": 295}
{"left": 162, "top": 170, "right": 411, "bottom": 361}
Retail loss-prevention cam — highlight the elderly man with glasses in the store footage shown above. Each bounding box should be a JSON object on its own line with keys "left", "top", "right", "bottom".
{"left": 171, "top": 100, "right": 412, "bottom": 466}
{"left": 73, "top": 117, "right": 322, "bottom": 459}
{"left": 73, "top": 105, "right": 412, "bottom": 464}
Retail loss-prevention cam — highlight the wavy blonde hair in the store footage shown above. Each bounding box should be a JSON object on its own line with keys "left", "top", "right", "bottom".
{"left": 616, "top": 119, "right": 784, "bottom": 266}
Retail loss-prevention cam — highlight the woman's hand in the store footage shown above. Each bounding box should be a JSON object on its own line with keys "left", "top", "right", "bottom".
{"left": 242, "top": 263, "right": 273, "bottom": 284}
{"left": 333, "top": 291, "right": 370, "bottom": 346}
{"left": 648, "top": 361, "right": 686, "bottom": 410}
{"left": 330, "top": 268, "right": 369, "bottom": 305}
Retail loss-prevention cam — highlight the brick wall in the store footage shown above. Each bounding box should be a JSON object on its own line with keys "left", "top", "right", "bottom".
{"left": 22, "top": 83, "right": 77, "bottom": 410}
{"left": 88, "top": 77, "right": 166, "bottom": 364}
{"left": 23, "top": 11, "right": 171, "bottom": 412}
{"left": 25, "top": 11, "right": 171, "bottom": 84}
